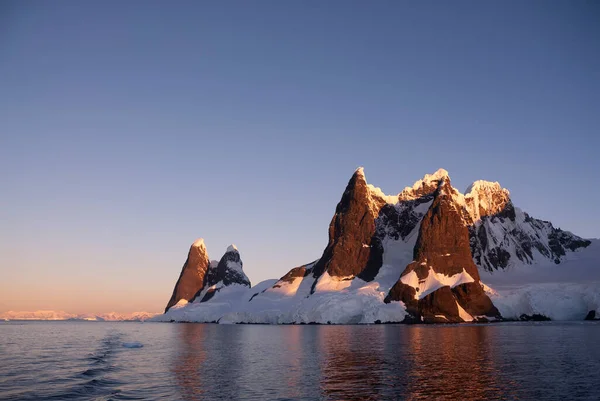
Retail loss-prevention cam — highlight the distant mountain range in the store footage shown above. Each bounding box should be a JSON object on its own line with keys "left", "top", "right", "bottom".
{"left": 1, "top": 310, "right": 158, "bottom": 321}
{"left": 155, "top": 168, "right": 598, "bottom": 323}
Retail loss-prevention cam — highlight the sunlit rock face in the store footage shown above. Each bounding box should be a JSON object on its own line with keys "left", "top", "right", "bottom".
{"left": 311, "top": 168, "right": 386, "bottom": 285}
{"left": 385, "top": 176, "right": 499, "bottom": 323}
{"left": 165, "top": 239, "right": 211, "bottom": 312}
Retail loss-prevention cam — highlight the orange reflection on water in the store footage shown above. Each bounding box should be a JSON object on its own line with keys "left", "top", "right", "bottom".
{"left": 281, "top": 325, "right": 303, "bottom": 397}
{"left": 172, "top": 324, "right": 206, "bottom": 401}
{"left": 317, "top": 325, "right": 387, "bottom": 400}
{"left": 404, "top": 325, "right": 513, "bottom": 401}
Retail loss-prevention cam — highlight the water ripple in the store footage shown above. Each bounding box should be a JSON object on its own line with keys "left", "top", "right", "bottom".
{"left": 1, "top": 321, "right": 599, "bottom": 400}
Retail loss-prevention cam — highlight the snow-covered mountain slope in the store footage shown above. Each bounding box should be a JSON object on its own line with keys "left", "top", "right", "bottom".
{"left": 155, "top": 261, "right": 407, "bottom": 324}
{"left": 157, "top": 168, "right": 599, "bottom": 323}
{"left": 459, "top": 181, "right": 591, "bottom": 272}
{"left": 480, "top": 239, "right": 600, "bottom": 288}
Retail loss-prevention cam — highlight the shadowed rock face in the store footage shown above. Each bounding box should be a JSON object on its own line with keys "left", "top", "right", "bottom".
{"left": 205, "top": 247, "right": 250, "bottom": 288}
{"left": 418, "top": 286, "right": 462, "bottom": 324}
{"left": 198, "top": 246, "right": 251, "bottom": 303}
{"left": 165, "top": 240, "right": 210, "bottom": 312}
{"left": 311, "top": 168, "right": 385, "bottom": 284}
{"left": 452, "top": 282, "right": 499, "bottom": 317}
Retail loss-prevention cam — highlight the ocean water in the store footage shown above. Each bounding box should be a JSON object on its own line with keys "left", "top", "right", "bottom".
{"left": 1, "top": 321, "right": 599, "bottom": 400}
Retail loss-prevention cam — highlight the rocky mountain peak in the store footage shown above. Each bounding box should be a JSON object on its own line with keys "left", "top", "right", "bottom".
{"left": 208, "top": 246, "right": 250, "bottom": 288}
{"left": 385, "top": 176, "right": 500, "bottom": 322}
{"left": 400, "top": 168, "right": 450, "bottom": 201}
{"left": 464, "top": 180, "right": 512, "bottom": 222}
{"left": 192, "top": 238, "right": 206, "bottom": 249}
{"left": 159, "top": 167, "right": 598, "bottom": 325}
{"left": 165, "top": 238, "right": 211, "bottom": 312}
{"left": 311, "top": 168, "right": 386, "bottom": 283}
{"left": 411, "top": 177, "right": 481, "bottom": 280}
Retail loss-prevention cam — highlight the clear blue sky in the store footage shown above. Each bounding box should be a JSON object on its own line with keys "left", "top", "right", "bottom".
{"left": 1, "top": 1, "right": 598, "bottom": 313}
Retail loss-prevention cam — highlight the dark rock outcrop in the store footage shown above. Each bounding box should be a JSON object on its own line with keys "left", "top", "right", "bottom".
{"left": 165, "top": 239, "right": 211, "bottom": 312}
{"left": 452, "top": 282, "right": 499, "bottom": 317}
{"left": 205, "top": 245, "right": 251, "bottom": 288}
{"left": 519, "top": 314, "right": 551, "bottom": 322}
{"left": 385, "top": 282, "right": 416, "bottom": 308}
{"left": 419, "top": 286, "right": 462, "bottom": 324}
{"left": 198, "top": 245, "right": 251, "bottom": 303}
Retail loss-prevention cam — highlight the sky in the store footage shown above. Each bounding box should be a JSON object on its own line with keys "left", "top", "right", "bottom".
{"left": 1, "top": 1, "right": 599, "bottom": 314}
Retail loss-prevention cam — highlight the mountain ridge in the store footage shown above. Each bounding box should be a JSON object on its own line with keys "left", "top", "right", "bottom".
{"left": 157, "top": 168, "right": 596, "bottom": 324}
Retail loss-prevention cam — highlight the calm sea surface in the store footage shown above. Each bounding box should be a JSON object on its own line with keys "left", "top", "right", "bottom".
{"left": 1, "top": 321, "right": 599, "bottom": 400}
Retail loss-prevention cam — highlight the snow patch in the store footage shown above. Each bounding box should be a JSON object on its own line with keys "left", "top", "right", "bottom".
{"left": 400, "top": 168, "right": 449, "bottom": 199}
{"left": 314, "top": 272, "right": 353, "bottom": 292}
{"left": 401, "top": 268, "right": 475, "bottom": 300}
{"left": 367, "top": 183, "right": 400, "bottom": 204}
{"left": 456, "top": 302, "right": 474, "bottom": 322}
{"left": 173, "top": 299, "right": 188, "bottom": 308}
{"left": 192, "top": 238, "right": 205, "bottom": 248}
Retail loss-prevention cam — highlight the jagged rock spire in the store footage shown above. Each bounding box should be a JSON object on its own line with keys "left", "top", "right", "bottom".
{"left": 311, "top": 168, "right": 385, "bottom": 285}
{"left": 165, "top": 238, "right": 211, "bottom": 312}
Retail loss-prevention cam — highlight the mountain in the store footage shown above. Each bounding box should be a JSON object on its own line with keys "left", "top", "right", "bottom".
{"left": 0, "top": 310, "right": 159, "bottom": 321}
{"left": 164, "top": 243, "right": 251, "bottom": 313}
{"left": 156, "top": 168, "right": 598, "bottom": 324}
{"left": 165, "top": 238, "right": 211, "bottom": 312}
{"left": 463, "top": 180, "right": 591, "bottom": 271}
{"left": 195, "top": 244, "right": 251, "bottom": 303}
{"left": 384, "top": 172, "right": 499, "bottom": 323}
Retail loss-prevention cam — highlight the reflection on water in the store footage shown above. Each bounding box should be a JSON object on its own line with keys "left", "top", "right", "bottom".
{"left": 173, "top": 324, "right": 206, "bottom": 401}
{"left": 2, "top": 322, "right": 599, "bottom": 400}
{"left": 402, "top": 326, "right": 510, "bottom": 400}
{"left": 318, "top": 326, "right": 386, "bottom": 400}
{"left": 167, "top": 323, "right": 600, "bottom": 400}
